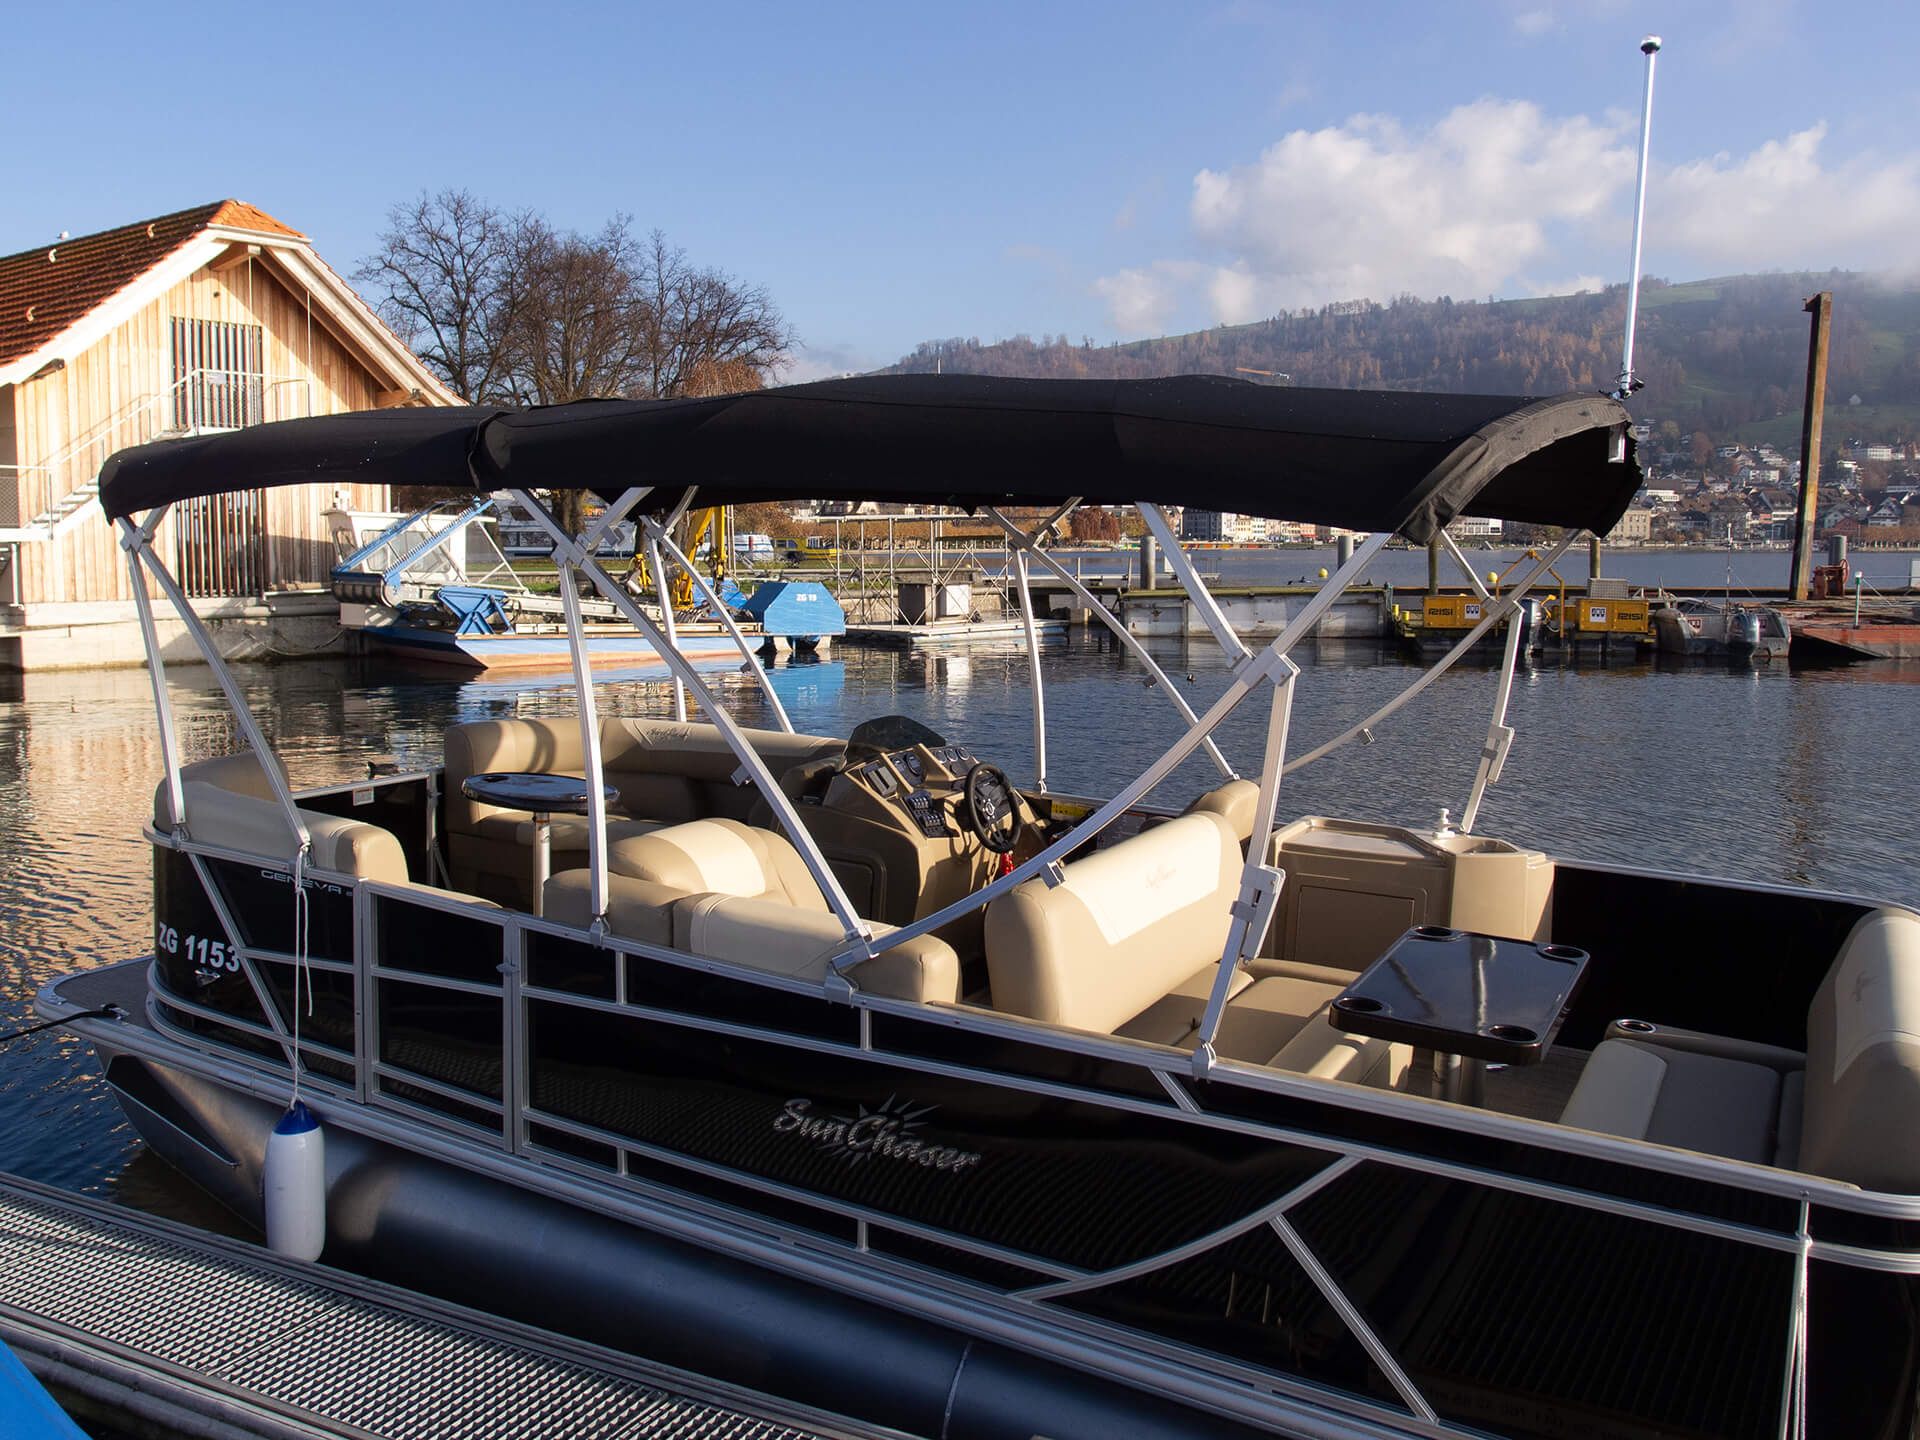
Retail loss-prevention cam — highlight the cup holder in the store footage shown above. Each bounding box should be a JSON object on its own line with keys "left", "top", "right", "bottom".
{"left": 1412, "top": 925, "right": 1457, "bottom": 940}
{"left": 1616, "top": 1018, "right": 1656, "bottom": 1034}
{"left": 1485, "top": 1023, "right": 1538, "bottom": 1044}
{"left": 1538, "top": 944, "right": 1587, "bottom": 962}
{"left": 1337, "top": 995, "right": 1385, "bottom": 1014}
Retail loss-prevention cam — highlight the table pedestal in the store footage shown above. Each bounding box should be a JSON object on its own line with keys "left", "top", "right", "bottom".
{"left": 457, "top": 773, "right": 619, "bottom": 919}
{"left": 528, "top": 813, "right": 552, "bottom": 917}
{"left": 1418, "top": 1048, "right": 1486, "bottom": 1106}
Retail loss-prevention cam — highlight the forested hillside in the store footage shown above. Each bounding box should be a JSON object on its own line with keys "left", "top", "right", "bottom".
{"left": 883, "top": 272, "right": 1920, "bottom": 450}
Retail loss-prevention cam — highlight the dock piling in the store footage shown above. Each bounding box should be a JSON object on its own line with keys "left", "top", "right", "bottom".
{"left": 1790, "top": 291, "right": 1833, "bottom": 601}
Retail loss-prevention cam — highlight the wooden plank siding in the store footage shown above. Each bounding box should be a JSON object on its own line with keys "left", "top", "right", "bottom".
{"left": 8, "top": 257, "right": 395, "bottom": 607}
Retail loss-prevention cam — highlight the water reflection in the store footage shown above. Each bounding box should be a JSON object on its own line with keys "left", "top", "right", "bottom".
{"left": 2, "top": 639, "right": 1918, "bottom": 1203}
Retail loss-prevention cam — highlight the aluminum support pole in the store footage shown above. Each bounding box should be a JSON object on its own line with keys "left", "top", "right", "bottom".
{"left": 1440, "top": 531, "right": 1493, "bottom": 601}
{"left": 507, "top": 491, "right": 871, "bottom": 950}
{"left": 117, "top": 518, "right": 185, "bottom": 833}
{"left": 1139, "top": 505, "right": 1250, "bottom": 664}
{"left": 127, "top": 530, "right": 310, "bottom": 854}
{"left": 986, "top": 508, "right": 1235, "bottom": 781}
{"left": 1460, "top": 589, "right": 1525, "bottom": 834}
{"left": 558, "top": 563, "right": 611, "bottom": 925}
{"left": 1192, "top": 665, "right": 1297, "bottom": 1076}
{"left": 1287, "top": 535, "right": 1576, "bottom": 774}
{"left": 644, "top": 517, "right": 793, "bottom": 734}
{"left": 1012, "top": 546, "right": 1047, "bottom": 792}
{"left": 584, "top": 486, "right": 655, "bottom": 553}
{"left": 646, "top": 532, "right": 688, "bottom": 722}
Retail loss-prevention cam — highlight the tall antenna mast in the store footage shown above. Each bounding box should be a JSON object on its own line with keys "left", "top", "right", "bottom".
{"left": 1614, "top": 35, "right": 1662, "bottom": 399}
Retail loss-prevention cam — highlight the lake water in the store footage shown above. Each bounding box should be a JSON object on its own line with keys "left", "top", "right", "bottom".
{"left": 3, "top": 606, "right": 1919, "bottom": 1222}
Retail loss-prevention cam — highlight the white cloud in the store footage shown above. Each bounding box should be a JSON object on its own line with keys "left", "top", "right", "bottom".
{"left": 776, "top": 341, "right": 875, "bottom": 384}
{"left": 1655, "top": 125, "right": 1920, "bottom": 273}
{"left": 1091, "top": 262, "right": 1200, "bottom": 334}
{"left": 1177, "top": 99, "right": 1634, "bottom": 320}
{"left": 1089, "top": 100, "right": 1920, "bottom": 340}
{"left": 1206, "top": 264, "right": 1264, "bottom": 325}
{"left": 1526, "top": 273, "right": 1608, "bottom": 297}
{"left": 1513, "top": 10, "right": 1553, "bottom": 37}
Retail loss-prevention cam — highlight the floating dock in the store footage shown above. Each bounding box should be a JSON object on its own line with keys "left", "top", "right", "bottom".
{"left": 844, "top": 617, "right": 1067, "bottom": 648}
{"left": 0, "top": 1171, "right": 872, "bottom": 1440}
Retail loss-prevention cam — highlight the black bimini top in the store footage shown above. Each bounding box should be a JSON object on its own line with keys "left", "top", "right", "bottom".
{"left": 97, "top": 374, "right": 1640, "bottom": 545}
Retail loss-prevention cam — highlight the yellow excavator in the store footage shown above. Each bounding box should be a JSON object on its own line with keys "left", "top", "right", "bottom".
{"left": 626, "top": 506, "right": 735, "bottom": 613}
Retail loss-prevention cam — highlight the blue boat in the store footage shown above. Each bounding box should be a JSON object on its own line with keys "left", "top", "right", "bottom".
{"left": 0, "top": 1339, "right": 89, "bottom": 1440}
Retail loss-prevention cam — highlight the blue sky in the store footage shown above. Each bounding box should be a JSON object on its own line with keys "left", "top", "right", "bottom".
{"left": 7, "top": 1, "right": 1917, "bottom": 379}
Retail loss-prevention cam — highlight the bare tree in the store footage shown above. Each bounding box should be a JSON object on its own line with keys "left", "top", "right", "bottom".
{"left": 636, "top": 230, "right": 795, "bottom": 400}
{"left": 355, "top": 191, "right": 524, "bottom": 403}
{"left": 499, "top": 216, "right": 653, "bottom": 407}
{"left": 360, "top": 199, "right": 798, "bottom": 535}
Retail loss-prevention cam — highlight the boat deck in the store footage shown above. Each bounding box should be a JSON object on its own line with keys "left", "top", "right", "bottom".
{"left": 0, "top": 1167, "right": 879, "bottom": 1440}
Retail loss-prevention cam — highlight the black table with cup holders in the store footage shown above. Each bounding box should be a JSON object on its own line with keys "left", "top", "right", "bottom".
{"left": 1328, "top": 925, "right": 1592, "bottom": 1103}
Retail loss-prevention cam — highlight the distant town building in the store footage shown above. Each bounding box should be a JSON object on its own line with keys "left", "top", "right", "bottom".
{"left": 1606, "top": 508, "right": 1653, "bottom": 543}
{"left": 1446, "top": 516, "right": 1504, "bottom": 539}
{"left": 1181, "top": 509, "right": 1223, "bottom": 542}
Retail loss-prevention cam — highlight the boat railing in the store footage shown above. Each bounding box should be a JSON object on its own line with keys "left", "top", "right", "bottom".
{"left": 122, "top": 470, "right": 1593, "bottom": 1086}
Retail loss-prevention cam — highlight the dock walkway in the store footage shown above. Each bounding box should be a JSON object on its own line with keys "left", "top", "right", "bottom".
{"left": 0, "top": 1171, "right": 878, "bottom": 1440}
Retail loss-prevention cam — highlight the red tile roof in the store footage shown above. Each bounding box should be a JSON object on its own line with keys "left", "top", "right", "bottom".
{"left": 0, "top": 200, "right": 306, "bottom": 369}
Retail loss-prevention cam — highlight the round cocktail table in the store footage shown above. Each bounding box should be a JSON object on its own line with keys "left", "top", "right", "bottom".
{"left": 458, "top": 772, "right": 620, "bottom": 917}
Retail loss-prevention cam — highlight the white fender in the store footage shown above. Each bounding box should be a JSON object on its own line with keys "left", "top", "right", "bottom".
{"left": 263, "top": 1100, "right": 326, "bottom": 1261}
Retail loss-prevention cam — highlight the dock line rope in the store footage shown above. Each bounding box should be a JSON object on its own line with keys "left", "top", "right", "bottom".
{"left": 0, "top": 1006, "right": 120, "bottom": 1045}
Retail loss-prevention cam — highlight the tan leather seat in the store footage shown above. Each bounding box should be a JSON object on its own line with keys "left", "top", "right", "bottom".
{"left": 1266, "top": 1004, "right": 1410, "bottom": 1088}
{"left": 610, "top": 818, "right": 828, "bottom": 910}
{"left": 541, "top": 871, "right": 681, "bottom": 946}
{"left": 1182, "top": 778, "right": 1262, "bottom": 844}
{"left": 1562, "top": 908, "right": 1920, "bottom": 1190}
{"left": 985, "top": 810, "right": 1243, "bottom": 1036}
{"left": 443, "top": 716, "right": 843, "bottom": 903}
{"left": 153, "top": 752, "right": 408, "bottom": 885}
{"left": 1115, "top": 963, "right": 1253, "bottom": 1046}
{"left": 673, "top": 895, "right": 959, "bottom": 1003}
{"left": 985, "top": 808, "right": 1408, "bottom": 1088}
{"left": 540, "top": 870, "right": 957, "bottom": 1003}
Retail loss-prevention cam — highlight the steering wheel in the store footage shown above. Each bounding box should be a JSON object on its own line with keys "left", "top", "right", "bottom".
{"left": 962, "top": 763, "right": 1025, "bottom": 855}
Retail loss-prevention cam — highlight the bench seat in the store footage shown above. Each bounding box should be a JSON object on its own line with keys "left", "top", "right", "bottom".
{"left": 1561, "top": 908, "right": 1920, "bottom": 1191}
{"left": 1562, "top": 1036, "right": 1800, "bottom": 1169}
{"left": 444, "top": 717, "right": 843, "bottom": 907}
{"left": 987, "top": 811, "right": 1408, "bottom": 1089}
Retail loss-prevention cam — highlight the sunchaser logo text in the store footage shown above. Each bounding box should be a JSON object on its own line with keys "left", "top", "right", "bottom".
{"left": 773, "top": 1096, "right": 982, "bottom": 1174}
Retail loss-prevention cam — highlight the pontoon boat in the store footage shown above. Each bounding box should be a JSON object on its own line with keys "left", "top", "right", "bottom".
{"left": 38, "top": 376, "right": 1919, "bottom": 1439}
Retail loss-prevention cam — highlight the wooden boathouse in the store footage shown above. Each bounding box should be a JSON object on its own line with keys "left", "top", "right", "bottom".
{"left": 0, "top": 201, "right": 458, "bottom": 670}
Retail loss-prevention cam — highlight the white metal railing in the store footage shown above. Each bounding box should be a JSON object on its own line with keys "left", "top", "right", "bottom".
{"left": 0, "top": 368, "right": 311, "bottom": 542}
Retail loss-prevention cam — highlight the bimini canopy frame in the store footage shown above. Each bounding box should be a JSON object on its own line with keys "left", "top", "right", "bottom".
{"left": 102, "top": 375, "right": 1638, "bottom": 1066}
{"left": 98, "top": 376, "right": 1639, "bottom": 544}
